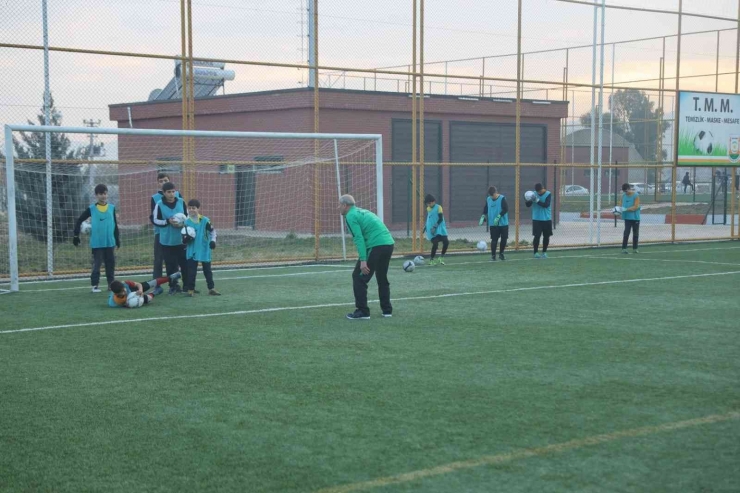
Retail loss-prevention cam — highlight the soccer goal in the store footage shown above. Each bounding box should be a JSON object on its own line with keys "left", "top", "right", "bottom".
{"left": 1, "top": 124, "right": 383, "bottom": 292}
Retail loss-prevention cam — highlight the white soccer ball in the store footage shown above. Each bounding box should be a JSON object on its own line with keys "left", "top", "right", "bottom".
{"left": 126, "top": 292, "right": 145, "bottom": 308}
{"left": 693, "top": 130, "right": 714, "bottom": 155}
{"left": 413, "top": 255, "right": 425, "bottom": 266}
{"left": 524, "top": 190, "right": 537, "bottom": 202}
{"left": 477, "top": 240, "right": 487, "bottom": 252}
{"left": 612, "top": 205, "right": 623, "bottom": 215}
{"left": 171, "top": 213, "right": 187, "bottom": 227}
{"left": 402, "top": 260, "right": 415, "bottom": 272}
{"left": 80, "top": 221, "right": 92, "bottom": 235}
{"left": 181, "top": 226, "right": 196, "bottom": 243}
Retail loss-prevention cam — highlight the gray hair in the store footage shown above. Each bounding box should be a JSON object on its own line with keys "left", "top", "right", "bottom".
{"left": 339, "top": 194, "right": 355, "bottom": 206}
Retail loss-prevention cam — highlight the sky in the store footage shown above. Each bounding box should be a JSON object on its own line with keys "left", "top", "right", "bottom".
{"left": 1, "top": 0, "right": 739, "bottom": 156}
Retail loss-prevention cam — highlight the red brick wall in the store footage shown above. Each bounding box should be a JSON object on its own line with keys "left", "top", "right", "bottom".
{"left": 111, "top": 89, "right": 568, "bottom": 233}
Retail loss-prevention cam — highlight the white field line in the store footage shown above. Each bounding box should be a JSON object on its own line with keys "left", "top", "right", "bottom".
{"left": 11, "top": 263, "right": 350, "bottom": 286}
{"left": 13, "top": 245, "right": 740, "bottom": 292}
{"left": 18, "top": 269, "right": 353, "bottom": 292}
{"left": 3, "top": 270, "right": 739, "bottom": 335}
{"left": 584, "top": 256, "right": 740, "bottom": 268}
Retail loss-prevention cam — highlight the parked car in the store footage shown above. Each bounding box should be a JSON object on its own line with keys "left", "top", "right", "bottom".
{"left": 562, "top": 185, "right": 589, "bottom": 196}
{"left": 629, "top": 183, "right": 645, "bottom": 194}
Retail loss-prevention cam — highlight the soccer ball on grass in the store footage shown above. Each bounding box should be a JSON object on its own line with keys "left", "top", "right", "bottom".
{"left": 402, "top": 260, "right": 415, "bottom": 272}
{"left": 477, "top": 240, "right": 487, "bottom": 252}
{"left": 413, "top": 255, "right": 425, "bottom": 266}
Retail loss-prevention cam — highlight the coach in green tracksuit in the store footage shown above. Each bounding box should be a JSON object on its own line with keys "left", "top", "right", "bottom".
{"left": 339, "top": 194, "right": 395, "bottom": 320}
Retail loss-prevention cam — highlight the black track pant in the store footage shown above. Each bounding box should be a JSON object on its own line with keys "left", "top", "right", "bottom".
{"left": 162, "top": 245, "right": 187, "bottom": 287}
{"left": 185, "top": 259, "right": 215, "bottom": 291}
{"left": 622, "top": 220, "right": 640, "bottom": 250}
{"left": 489, "top": 226, "right": 509, "bottom": 257}
{"left": 352, "top": 244, "right": 394, "bottom": 316}
{"left": 430, "top": 235, "right": 449, "bottom": 259}
{"left": 91, "top": 247, "right": 115, "bottom": 288}
{"left": 153, "top": 234, "right": 164, "bottom": 278}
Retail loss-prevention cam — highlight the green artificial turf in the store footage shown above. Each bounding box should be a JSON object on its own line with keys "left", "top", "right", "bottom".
{"left": 1, "top": 242, "right": 739, "bottom": 492}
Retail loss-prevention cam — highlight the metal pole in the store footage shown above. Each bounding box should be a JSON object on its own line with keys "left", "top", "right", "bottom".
{"left": 42, "top": 0, "right": 53, "bottom": 277}
{"left": 614, "top": 161, "right": 618, "bottom": 228}
{"left": 84, "top": 119, "right": 100, "bottom": 196}
{"left": 597, "top": 0, "right": 606, "bottom": 245}
{"left": 419, "top": 0, "right": 426, "bottom": 251}
{"left": 308, "top": 0, "right": 316, "bottom": 88}
{"left": 5, "top": 126, "right": 19, "bottom": 291}
{"left": 609, "top": 43, "right": 615, "bottom": 204}
{"left": 411, "top": 0, "right": 417, "bottom": 251}
{"left": 716, "top": 30, "right": 721, "bottom": 92}
{"left": 572, "top": 90, "right": 575, "bottom": 185}
{"left": 671, "top": 0, "right": 683, "bottom": 243}
{"left": 515, "top": 0, "right": 522, "bottom": 250}
{"left": 180, "top": 0, "right": 188, "bottom": 179}
{"left": 444, "top": 61, "right": 448, "bottom": 95}
{"left": 333, "top": 139, "right": 347, "bottom": 260}
{"left": 658, "top": 35, "right": 666, "bottom": 201}
{"left": 589, "top": 3, "right": 597, "bottom": 244}
{"left": 733, "top": 1, "right": 740, "bottom": 238}
{"left": 376, "top": 137, "right": 384, "bottom": 222}
{"left": 312, "top": 0, "right": 320, "bottom": 260}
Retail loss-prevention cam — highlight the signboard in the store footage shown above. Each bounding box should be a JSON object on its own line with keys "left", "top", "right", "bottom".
{"left": 677, "top": 91, "right": 740, "bottom": 166}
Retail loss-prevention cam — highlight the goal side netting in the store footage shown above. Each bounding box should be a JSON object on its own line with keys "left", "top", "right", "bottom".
{"left": 1, "top": 125, "right": 382, "bottom": 292}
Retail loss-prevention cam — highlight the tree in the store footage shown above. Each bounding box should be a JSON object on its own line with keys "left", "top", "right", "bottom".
{"left": 580, "top": 89, "right": 671, "bottom": 163}
{"left": 12, "top": 94, "right": 86, "bottom": 242}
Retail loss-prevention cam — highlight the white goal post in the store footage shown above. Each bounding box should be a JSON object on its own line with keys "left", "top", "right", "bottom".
{"left": 2, "top": 124, "right": 383, "bottom": 292}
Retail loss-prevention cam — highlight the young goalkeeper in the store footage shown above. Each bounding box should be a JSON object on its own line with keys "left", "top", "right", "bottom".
{"left": 479, "top": 186, "right": 509, "bottom": 261}
{"left": 73, "top": 183, "right": 120, "bottom": 293}
{"left": 182, "top": 199, "right": 221, "bottom": 296}
{"left": 423, "top": 194, "right": 449, "bottom": 265}
{"left": 108, "top": 272, "right": 181, "bottom": 308}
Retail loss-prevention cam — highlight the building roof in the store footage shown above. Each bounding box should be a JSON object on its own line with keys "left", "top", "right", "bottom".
{"left": 109, "top": 87, "right": 569, "bottom": 122}
{"left": 627, "top": 144, "right": 645, "bottom": 163}
{"left": 564, "top": 128, "right": 631, "bottom": 148}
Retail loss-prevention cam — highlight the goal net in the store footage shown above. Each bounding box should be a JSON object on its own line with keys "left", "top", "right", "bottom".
{"left": 1, "top": 125, "right": 382, "bottom": 292}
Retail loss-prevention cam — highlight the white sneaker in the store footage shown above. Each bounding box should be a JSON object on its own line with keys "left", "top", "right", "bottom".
{"left": 91, "top": 286, "right": 101, "bottom": 293}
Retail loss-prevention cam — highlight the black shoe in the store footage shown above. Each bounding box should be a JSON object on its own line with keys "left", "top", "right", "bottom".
{"left": 346, "top": 310, "right": 370, "bottom": 320}
{"left": 490, "top": 255, "right": 497, "bottom": 261}
{"left": 499, "top": 253, "right": 506, "bottom": 261}
{"left": 382, "top": 312, "right": 392, "bottom": 318}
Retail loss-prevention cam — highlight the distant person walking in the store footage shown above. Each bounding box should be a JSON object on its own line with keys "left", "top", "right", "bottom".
{"left": 681, "top": 172, "right": 694, "bottom": 193}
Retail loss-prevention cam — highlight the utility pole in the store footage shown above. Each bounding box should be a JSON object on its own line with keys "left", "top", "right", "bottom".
{"left": 83, "top": 119, "right": 101, "bottom": 194}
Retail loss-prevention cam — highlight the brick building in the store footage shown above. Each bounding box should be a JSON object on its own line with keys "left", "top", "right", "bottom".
{"left": 109, "top": 88, "right": 568, "bottom": 232}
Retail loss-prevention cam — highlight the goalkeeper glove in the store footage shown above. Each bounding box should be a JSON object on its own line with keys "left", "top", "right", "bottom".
{"left": 431, "top": 226, "right": 437, "bottom": 235}
{"left": 210, "top": 241, "right": 216, "bottom": 250}
{"left": 479, "top": 215, "right": 486, "bottom": 226}
{"left": 493, "top": 215, "right": 501, "bottom": 227}
{"left": 73, "top": 236, "right": 80, "bottom": 247}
